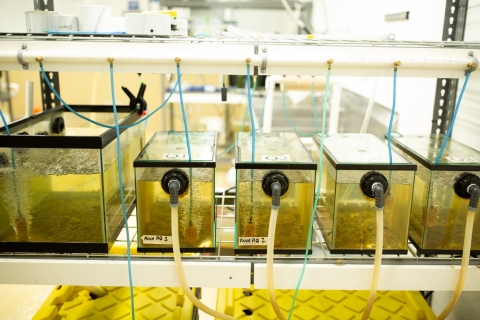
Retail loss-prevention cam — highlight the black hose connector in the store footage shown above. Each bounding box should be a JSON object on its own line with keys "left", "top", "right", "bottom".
{"left": 168, "top": 180, "right": 180, "bottom": 207}
{"left": 51, "top": 117, "right": 65, "bottom": 134}
{"left": 262, "top": 171, "right": 289, "bottom": 197}
{"left": 454, "top": 173, "right": 480, "bottom": 199}
{"left": 161, "top": 169, "right": 189, "bottom": 196}
{"left": 271, "top": 182, "right": 282, "bottom": 209}
{"left": 360, "top": 171, "right": 388, "bottom": 199}
{"left": 468, "top": 184, "right": 480, "bottom": 211}
{"left": 372, "top": 183, "right": 385, "bottom": 210}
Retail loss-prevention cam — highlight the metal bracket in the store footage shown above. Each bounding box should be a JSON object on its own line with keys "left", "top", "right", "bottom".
{"left": 261, "top": 47, "right": 267, "bottom": 74}
{"left": 17, "top": 44, "right": 28, "bottom": 70}
{"left": 467, "top": 51, "right": 478, "bottom": 75}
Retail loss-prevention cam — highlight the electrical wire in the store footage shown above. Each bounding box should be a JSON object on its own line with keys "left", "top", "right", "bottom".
{"left": 39, "top": 63, "right": 178, "bottom": 130}
{"left": 109, "top": 62, "right": 135, "bottom": 319}
{"left": 434, "top": 72, "right": 471, "bottom": 164}
{"left": 288, "top": 63, "right": 332, "bottom": 320}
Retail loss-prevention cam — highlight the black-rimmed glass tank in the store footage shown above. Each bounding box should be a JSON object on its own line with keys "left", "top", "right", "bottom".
{"left": 134, "top": 131, "right": 216, "bottom": 253}
{"left": 234, "top": 132, "right": 316, "bottom": 254}
{"left": 312, "top": 133, "right": 416, "bottom": 254}
{"left": 391, "top": 134, "right": 480, "bottom": 254}
{"left": 0, "top": 105, "right": 144, "bottom": 253}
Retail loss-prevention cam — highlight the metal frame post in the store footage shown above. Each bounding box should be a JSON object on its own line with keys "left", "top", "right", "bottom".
{"left": 34, "top": 0, "right": 60, "bottom": 110}
{"left": 431, "top": 0, "right": 469, "bottom": 134}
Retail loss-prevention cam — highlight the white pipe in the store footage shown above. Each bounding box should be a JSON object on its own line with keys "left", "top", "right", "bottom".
{"left": 279, "top": 0, "right": 306, "bottom": 30}
{"left": 9, "top": 44, "right": 472, "bottom": 70}
{"left": 24, "top": 81, "right": 34, "bottom": 117}
{"left": 267, "top": 207, "right": 286, "bottom": 320}
{"left": 360, "top": 78, "right": 378, "bottom": 133}
{"left": 171, "top": 206, "right": 236, "bottom": 320}
{"left": 437, "top": 208, "right": 475, "bottom": 320}
{"left": 263, "top": 76, "right": 275, "bottom": 133}
{"left": 361, "top": 208, "right": 383, "bottom": 320}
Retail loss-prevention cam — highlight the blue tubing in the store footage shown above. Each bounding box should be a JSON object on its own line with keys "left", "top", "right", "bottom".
{"left": 109, "top": 63, "right": 135, "bottom": 319}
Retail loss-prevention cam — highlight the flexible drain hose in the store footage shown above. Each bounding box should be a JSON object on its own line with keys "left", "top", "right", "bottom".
{"left": 361, "top": 183, "right": 384, "bottom": 320}
{"left": 169, "top": 180, "right": 236, "bottom": 320}
{"left": 438, "top": 184, "right": 480, "bottom": 320}
{"left": 267, "top": 182, "right": 287, "bottom": 320}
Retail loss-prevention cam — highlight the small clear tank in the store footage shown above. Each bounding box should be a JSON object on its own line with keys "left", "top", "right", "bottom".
{"left": 391, "top": 134, "right": 480, "bottom": 254}
{"left": 134, "top": 131, "right": 216, "bottom": 253}
{"left": 234, "top": 132, "right": 316, "bottom": 254}
{"left": 0, "top": 105, "right": 144, "bottom": 253}
{"left": 312, "top": 133, "right": 416, "bottom": 254}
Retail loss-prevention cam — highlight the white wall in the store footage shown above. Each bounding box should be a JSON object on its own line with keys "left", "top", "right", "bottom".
{"left": 312, "top": 0, "right": 446, "bottom": 135}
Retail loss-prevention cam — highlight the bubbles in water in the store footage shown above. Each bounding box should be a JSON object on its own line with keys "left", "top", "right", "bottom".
{"left": 1, "top": 169, "right": 33, "bottom": 240}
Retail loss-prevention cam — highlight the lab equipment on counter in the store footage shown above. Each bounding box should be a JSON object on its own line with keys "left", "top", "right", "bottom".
{"left": 134, "top": 131, "right": 216, "bottom": 252}
{"left": 234, "top": 132, "right": 316, "bottom": 254}
{"left": 313, "top": 133, "right": 416, "bottom": 254}
{"left": 391, "top": 134, "right": 480, "bottom": 254}
{"left": 0, "top": 105, "right": 144, "bottom": 253}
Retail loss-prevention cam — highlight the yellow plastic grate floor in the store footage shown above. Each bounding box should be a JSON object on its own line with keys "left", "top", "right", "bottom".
{"left": 33, "top": 286, "right": 196, "bottom": 320}
{"left": 216, "top": 288, "right": 437, "bottom": 320}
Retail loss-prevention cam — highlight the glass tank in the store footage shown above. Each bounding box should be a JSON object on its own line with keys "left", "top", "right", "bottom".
{"left": 135, "top": 131, "right": 216, "bottom": 253}
{"left": 235, "top": 132, "right": 316, "bottom": 254}
{"left": 0, "top": 105, "right": 144, "bottom": 253}
{"left": 391, "top": 134, "right": 480, "bottom": 254}
{"left": 313, "top": 133, "right": 416, "bottom": 254}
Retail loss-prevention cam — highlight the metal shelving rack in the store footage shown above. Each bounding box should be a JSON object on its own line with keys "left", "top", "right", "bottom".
{"left": 1, "top": 34, "right": 480, "bottom": 290}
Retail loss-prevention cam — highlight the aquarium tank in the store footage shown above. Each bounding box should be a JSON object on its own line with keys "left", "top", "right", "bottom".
{"left": 235, "top": 132, "right": 316, "bottom": 254}
{"left": 0, "top": 105, "right": 144, "bottom": 253}
{"left": 135, "top": 131, "right": 216, "bottom": 253}
{"left": 391, "top": 134, "right": 480, "bottom": 254}
{"left": 313, "top": 133, "right": 416, "bottom": 254}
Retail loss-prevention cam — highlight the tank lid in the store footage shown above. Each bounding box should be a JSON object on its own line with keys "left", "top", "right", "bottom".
{"left": 313, "top": 133, "right": 416, "bottom": 171}
{"left": 134, "top": 131, "right": 217, "bottom": 168}
{"left": 235, "top": 132, "right": 316, "bottom": 170}
{"left": 391, "top": 134, "right": 480, "bottom": 171}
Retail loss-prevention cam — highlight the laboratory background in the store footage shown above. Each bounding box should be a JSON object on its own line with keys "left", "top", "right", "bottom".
{"left": 0, "top": 0, "right": 480, "bottom": 319}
